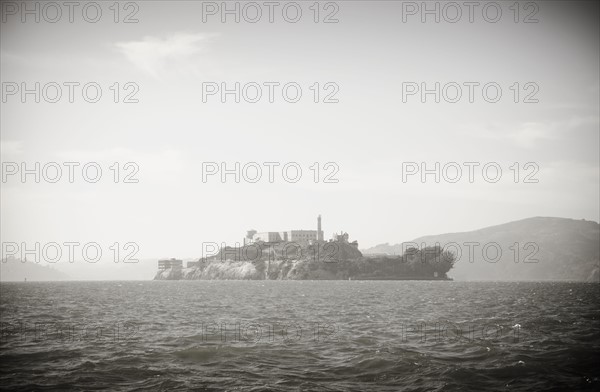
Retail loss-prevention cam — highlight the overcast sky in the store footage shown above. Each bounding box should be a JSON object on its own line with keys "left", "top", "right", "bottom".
{"left": 1, "top": 0, "right": 598, "bottom": 264}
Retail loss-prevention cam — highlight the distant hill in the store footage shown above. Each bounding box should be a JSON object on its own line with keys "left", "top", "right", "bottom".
{"left": 0, "top": 258, "right": 70, "bottom": 281}
{"left": 0, "top": 258, "right": 160, "bottom": 281}
{"left": 362, "top": 217, "right": 600, "bottom": 282}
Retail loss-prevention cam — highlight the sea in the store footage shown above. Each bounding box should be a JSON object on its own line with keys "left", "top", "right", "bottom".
{"left": 1, "top": 281, "right": 599, "bottom": 391}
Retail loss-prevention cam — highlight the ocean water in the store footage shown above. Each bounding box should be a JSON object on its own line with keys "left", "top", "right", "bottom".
{"left": 1, "top": 281, "right": 599, "bottom": 391}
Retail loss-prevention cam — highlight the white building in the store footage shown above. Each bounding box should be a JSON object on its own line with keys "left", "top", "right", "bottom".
{"left": 252, "top": 232, "right": 283, "bottom": 242}
{"left": 248, "top": 215, "right": 324, "bottom": 245}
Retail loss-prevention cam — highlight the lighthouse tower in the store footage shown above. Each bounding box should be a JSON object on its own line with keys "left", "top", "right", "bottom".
{"left": 317, "top": 214, "right": 323, "bottom": 241}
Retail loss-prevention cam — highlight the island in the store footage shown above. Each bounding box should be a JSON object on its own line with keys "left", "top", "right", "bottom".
{"left": 154, "top": 215, "right": 455, "bottom": 280}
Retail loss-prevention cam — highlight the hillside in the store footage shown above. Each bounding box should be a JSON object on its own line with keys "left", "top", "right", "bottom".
{"left": 362, "top": 217, "right": 600, "bottom": 282}
{"left": 0, "top": 258, "right": 70, "bottom": 281}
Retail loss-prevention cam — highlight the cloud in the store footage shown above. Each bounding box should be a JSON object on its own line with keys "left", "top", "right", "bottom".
{"left": 115, "top": 32, "right": 219, "bottom": 79}
{"left": 1, "top": 140, "right": 24, "bottom": 156}
{"left": 508, "top": 122, "right": 555, "bottom": 148}
{"left": 461, "top": 116, "right": 599, "bottom": 149}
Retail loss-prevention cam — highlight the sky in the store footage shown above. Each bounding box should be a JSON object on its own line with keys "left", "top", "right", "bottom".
{"left": 1, "top": 0, "right": 599, "bottom": 271}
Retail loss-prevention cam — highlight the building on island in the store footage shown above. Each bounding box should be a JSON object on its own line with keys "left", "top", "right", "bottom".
{"left": 158, "top": 258, "right": 183, "bottom": 270}
{"left": 252, "top": 232, "right": 283, "bottom": 243}
{"left": 245, "top": 215, "right": 357, "bottom": 247}
{"left": 247, "top": 215, "right": 325, "bottom": 245}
